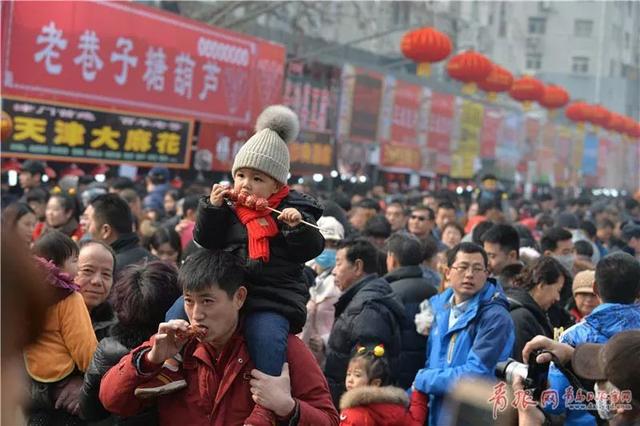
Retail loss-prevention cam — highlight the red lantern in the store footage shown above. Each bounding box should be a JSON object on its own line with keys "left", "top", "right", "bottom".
{"left": 622, "top": 116, "right": 637, "bottom": 137}
{"left": 629, "top": 122, "right": 640, "bottom": 139}
{"left": 1, "top": 157, "right": 21, "bottom": 173}
{"left": 401, "top": 27, "right": 452, "bottom": 77}
{"left": 508, "top": 76, "right": 544, "bottom": 110}
{"left": 1, "top": 111, "right": 12, "bottom": 140}
{"left": 587, "top": 104, "right": 611, "bottom": 128}
{"left": 604, "top": 112, "right": 625, "bottom": 133}
{"left": 61, "top": 163, "right": 85, "bottom": 177}
{"left": 478, "top": 65, "right": 513, "bottom": 101}
{"left": 538, "top": 84, "right": 570, "bottom": 110}
{"left": 565, "top": 101, "right": 590, "bottom": 123}
{"left": 446, "top": 50, "right": 492, "bottom": 94}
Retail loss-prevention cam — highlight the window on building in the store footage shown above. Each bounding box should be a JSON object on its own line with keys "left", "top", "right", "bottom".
{"left": 498, "top": 2, "right": 507, "bottom": 37}
{"left": 610, "top": 60, "right": 616, "bottom": 77}
{"left": 572, "top": 56, "right": 589, "bottom": 74}
{"left": 526, "top": 53, "right": 542, "bottom": 70}
{"left": 574, "top": 20, "right": 593, "bottom": 37}
{"left": 528, "top": 17, "right": 546, "bottom": 34}
{"left": 625, "top": 32, "right": 630, "bottom": 48}
{"left": 392, "top": 2, "right": 410, "bottom": 25}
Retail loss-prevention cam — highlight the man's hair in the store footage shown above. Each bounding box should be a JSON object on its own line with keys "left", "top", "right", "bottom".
{"left": 471, "top": 221, "right": 494, "bottom": 245}
{"left": 595, "top": 252, "right": 640, "bottom": 304}
{"left": 78, "top": 240, "right": 117, "bottom": 274}
{"left": 33, "top": 230, "right": 79, "bottom": 268}
{"left": 385, "top": 232, "right": 423, "bottom": 266}
{"left": 25, "top": 187, "right": 48, "bottom": 204}
{"left": 597, "top": 218, "right": 614, "bottom": 229}
{"left": 411, "top": 204, "right": 435, "bottom": 221}
{"left": 624, "top": 198, "right": 639, "bottom": 211}
{"left": 363, "top": 215, "right": 392, "bottom": 239}
{"left": 386, "top": 201, "right": 407, "bottom": 214}
{"left": 482, "top": 224, "right": 520, "bottom": 258}
{"left": 579, "top": 220, "right": 597, "bottom": 239}
{"left": 179, "top": 249, "right": 246, "bottom": 297}
{"left": 90, "top": 193, "right": 133, "bottom": 235}
{"left": 574, "top": 240, "right": 594, "bottom": 258}
{"left": 513, "top": 256, "right": 567, "bottom": 291}
{"left": 109, "top": 177, "right": 135, "bottom": 192}
{"left": 437, "top": 201, "right": 456, "bottom": 212}
{"left": 536, "top": 213, "right": 554, "bottom": 230}
{"left": 446, "top": 242, "right": 488, "bottom": 268}
{"left": 422, "top": 236, "right": 439, "bottom": 263}
{"left": 356, "top": 198, "right": 381, "bottom": 213}
{"left": 337, "top": 238, "right": 379, "bottom": 274}
{"left": 540, "top": 227, "right": 573, "bottom": 253}
{"left": 477, "top": 200, "right": 499, "bottom": 216}
{"left": 112, "top": 261, "right": 181, "bottom": 328}
{"left": 442, "top": 221, "right": 464, "bottom": 238}
{"left": 119, "top": 188, "right": 140, "bottom": 205}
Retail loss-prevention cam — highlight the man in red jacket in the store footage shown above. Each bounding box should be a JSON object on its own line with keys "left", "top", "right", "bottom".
{"left": 99, "top": 249, "right": 339, "bottom": 426}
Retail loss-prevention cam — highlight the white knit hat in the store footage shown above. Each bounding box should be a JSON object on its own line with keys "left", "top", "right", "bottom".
{"left": 232, "top": 105, "right": 299, "bottom": 184}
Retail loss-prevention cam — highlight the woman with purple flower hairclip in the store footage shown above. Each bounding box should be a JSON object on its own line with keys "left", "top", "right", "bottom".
{"left": 25, "top": 230, "right": 98, "bottom": 424}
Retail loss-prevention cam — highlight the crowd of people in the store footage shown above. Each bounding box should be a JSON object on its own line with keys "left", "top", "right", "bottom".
{"left": 2, "top": 105, "right": 640, "bottom": 426}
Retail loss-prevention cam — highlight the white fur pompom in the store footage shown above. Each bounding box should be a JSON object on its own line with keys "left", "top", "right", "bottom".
{"left": 255, "top": 105, "right": 300, "bottom": 144}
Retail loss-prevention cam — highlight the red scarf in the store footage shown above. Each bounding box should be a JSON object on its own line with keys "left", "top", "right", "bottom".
{"left": 235, "top": 186, "right": 290, "bottom": 262}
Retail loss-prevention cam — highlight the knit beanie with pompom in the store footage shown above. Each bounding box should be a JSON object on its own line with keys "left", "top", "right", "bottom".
{"left": 231, "top": 105, "right": 299, "bottom": 185}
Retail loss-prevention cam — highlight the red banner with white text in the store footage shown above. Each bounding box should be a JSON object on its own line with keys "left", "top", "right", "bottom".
{"left": 1, "top": 1, "right": 285, "bottom": 125}
{"left": 426, "top": 92, "right": 455, "bottom": 175}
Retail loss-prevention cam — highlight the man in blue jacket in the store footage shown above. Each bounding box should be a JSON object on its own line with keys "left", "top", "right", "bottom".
{"left": 545, "top": 252, "right": 640, "bottom": 425}
{"left": 413, "top": 242, "right": 515, "bottom": 425}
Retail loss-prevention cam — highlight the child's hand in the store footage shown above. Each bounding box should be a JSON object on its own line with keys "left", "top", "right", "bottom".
{"left": 277, "top": 208, "right": 302, "bottom": 227}
{"left": 209, "top": 183, "right": 229, "bottom": 207}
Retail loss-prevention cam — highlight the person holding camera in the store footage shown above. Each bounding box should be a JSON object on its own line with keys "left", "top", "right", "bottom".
{"left": 412, "top": 242, "right": 515, "bottom": 425}
{"left": 544, "top": 252, "right": 640, "bottom": 425}
{"left": 516, "top": 332, "right": 640, "bottom": 426}
{"left": 506, "top": 257, "right": 569, "bottom": 362}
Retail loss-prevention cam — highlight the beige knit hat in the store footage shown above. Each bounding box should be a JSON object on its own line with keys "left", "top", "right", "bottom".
{"left": 232, "top": 105, "right": 299, "bottom": 184}
{"left": 572, "top": 270, "right": 596, "bottom": 295}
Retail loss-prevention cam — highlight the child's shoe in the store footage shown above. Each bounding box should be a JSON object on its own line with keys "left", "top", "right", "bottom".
{"left": 243, "top": 404, "right": 277, "bottom": 426}
{"left": 134, "top": 357, "right": 187, "bottom": 399}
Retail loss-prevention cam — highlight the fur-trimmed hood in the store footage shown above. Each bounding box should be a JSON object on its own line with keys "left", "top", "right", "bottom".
{"left": 340, "top": 385, "right": 409, "bottom": 410}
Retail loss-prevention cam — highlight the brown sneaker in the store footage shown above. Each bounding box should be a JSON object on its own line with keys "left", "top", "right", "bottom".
{"left": 134, "top": 358, "right": 187, "bottom": 399}
{"left": 243, "top": 404, "right": 277, "bottom": 426}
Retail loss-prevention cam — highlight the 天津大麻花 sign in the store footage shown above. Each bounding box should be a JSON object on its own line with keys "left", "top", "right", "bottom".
{"left": 1, "top": 96, "right": 193, "bottom": 168}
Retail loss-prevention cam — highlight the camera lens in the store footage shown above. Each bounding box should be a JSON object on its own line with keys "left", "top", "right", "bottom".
{"left": 495, "top": 358, "right": 528, "bottom": 385}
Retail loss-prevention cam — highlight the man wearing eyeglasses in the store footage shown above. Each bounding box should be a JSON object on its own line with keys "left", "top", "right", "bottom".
{"left": 412, "top": 242, "right": 515, "bottom": 425}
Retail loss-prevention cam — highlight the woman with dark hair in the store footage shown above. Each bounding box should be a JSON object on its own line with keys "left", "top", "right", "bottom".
{"left": 80, "top": 261, "right": 181, "bottom": 424}
{"left": 33, "top": 193, "right": 83, "bottom": 242}
{"left": 506, "top": 256, "right": 566, "bottom": 362}
{"left": 1, "top": 201, "right": 37, "bottom": 247}
{"left": 147, "top": 226, "right": 182, "bottom": 267}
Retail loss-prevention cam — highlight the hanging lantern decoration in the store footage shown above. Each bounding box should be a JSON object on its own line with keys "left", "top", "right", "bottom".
{"left": 446, "top": 50, "right": 492, "bottom": 95}
{"left": 622, "top": 116, "right": 637, "bottom": 138}
{"left": 508, "top": 76, "right": 544, "bottom": 110}
{"left": 477, "top": 65, "right": 513, "bottom": 101}
{"left": 565, "top": 101, "right": 590, "bottom": 124}
{"left": 586, "top": 104, "right": 611, "bottom": 130}
{"left": 538, "top": 84, "right": 570, "bottom": 110}
{"left": 603, "top": 112, "right": 628, "bottom": 135}
{"left": 1, "top": 157, "right": 21, "bottom": 173}
{"left": 1, "top": 111, "right": 12, "bottom": 140}
{"left": 61, "top": 163, "right": 85, "bottom": 178}
{"left": 629, "top": 121, "right": 640, "bottom": 139}
{"left": 401, "top": 27, "right": 452, "bottom": 77}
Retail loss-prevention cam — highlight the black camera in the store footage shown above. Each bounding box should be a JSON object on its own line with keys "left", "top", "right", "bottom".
{"left": 495, "top": 350, "right": 549, "bottom": 400}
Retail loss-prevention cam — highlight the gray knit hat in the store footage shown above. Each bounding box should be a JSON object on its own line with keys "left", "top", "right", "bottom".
{"left": 232, "top": 105, "right": 299, "bottom": 184}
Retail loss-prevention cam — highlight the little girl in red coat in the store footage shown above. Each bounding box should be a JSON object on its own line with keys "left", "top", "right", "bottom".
{"left": 339, "top": 344, "right": 428, "bottom": 426}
